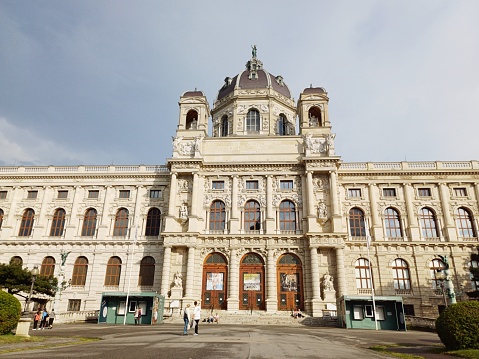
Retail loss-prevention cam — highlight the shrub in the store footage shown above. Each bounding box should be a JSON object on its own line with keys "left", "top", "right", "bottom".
{"left": 0, "top": 291, "right": 22, "bottom": 335}
{"left": 435, "top": 301, "right": 479, "bottom": 350}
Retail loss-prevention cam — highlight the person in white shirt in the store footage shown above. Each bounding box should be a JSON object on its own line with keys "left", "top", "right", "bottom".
{"left": 193, "top": 301, "right": 201, "bottom": 335}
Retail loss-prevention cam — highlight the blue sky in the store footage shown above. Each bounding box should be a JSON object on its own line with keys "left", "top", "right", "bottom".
{"left": 1, "top": 0, "right": 478, "bottom": 166}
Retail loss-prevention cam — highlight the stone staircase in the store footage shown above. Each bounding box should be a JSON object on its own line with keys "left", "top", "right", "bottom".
{"left": 163, "top": 310, "right": 336, "bottom": 327}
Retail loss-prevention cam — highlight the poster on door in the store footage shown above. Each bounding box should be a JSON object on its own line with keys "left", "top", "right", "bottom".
{"left": 243, "top": 273, "right": 261, "bottom": 291}
{"left": 206, "top": 272, "right": 224, "bottom": 290}
{"left": 280, "top": 273, "right": 298, "bottom": 292}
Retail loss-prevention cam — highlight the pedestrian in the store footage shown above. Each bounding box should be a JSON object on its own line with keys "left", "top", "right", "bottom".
{"left": 134, "top": 307, "right": 142, "bottom": 325}
{"left": 40, "top": 308, "right": 49, "bottom": 330}
{"left": 33, "top": 310, "right": 41, "bottom": 330}
{"left": 48, "top": 309, "right": 55, "bottom": 329}
{"left": 183, "top": 304, "right": 191, "bottom": 335}
{"left": 193, "top": 301, "right": 201, "bottom": 335}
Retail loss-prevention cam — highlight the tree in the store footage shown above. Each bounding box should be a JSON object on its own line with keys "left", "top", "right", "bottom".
{"left": 466, "top": 246, "right": 479, "bottom": 299}
{"left": 0, "top": 263, "right": 57, "bottom": 298}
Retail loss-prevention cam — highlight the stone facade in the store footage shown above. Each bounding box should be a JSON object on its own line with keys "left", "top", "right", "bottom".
{"left": 1, "top": 53, "right": 478, "bottom": 319}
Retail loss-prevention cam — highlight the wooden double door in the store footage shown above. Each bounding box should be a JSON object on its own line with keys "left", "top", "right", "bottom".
{"left": 202, "top": 253, "right": 228, "bottom": 311}
{"left": 239, "top": 265, "right": 265, "bottom": 310}
{"left": 277, "top": 262, "right": 303, "bottom": 311}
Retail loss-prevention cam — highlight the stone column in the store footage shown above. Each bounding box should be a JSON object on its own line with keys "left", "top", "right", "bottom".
{"left": 188, "top": 173, "right": 199, "bottom": 232}
{"left": 403, "top": 183, "right": 420, "bottom": 240}
{"left": 33, "top": 186, "right": 51, "bottom": 238}
{"left": 310, "top": 247, "right": 321, "bottom": 300}
{"left": 335, "top": 247, "right": 347, "bottom": 296}
{"left": 185, "top": 246, "right": 195, "bottom": 298}
{"left": 368, "top": 184, "right": 383, "bottom": 241}
{"left": 230, "top": 176, "right": 239, "bottom": 233}
{"left": 168, "top": 173, "right": 178, "bottom": 216}
{"left": 329, "top": 171, "right": 339, "bottom": 216}
{"left": 5, "top": 186, "right": 21, "bottom": 238}
{"left": 306, "top": 171, "right": 315, "bottom": 216}
{"left": 439, "top": 183, "right": 456, "bottom": 241}
{"left": 227, "top": 247, "right": 239, "bottom": 311}
{"left": 265, "top": 175, "right": 275, "bottom": 233}
{"left": 66, "top": 186, "right": 82, "bottom": 238}
{"left": 160, "top": 246, "right": 172, "bottom": 296}
{"left": 132, "top": 185, "right": 144, "bottom": 237}
{"left": 98, "top": 185, "right": 113, "bottom": 238}
{"left": 265, "top": 248, "right": 278, "bottom": 312}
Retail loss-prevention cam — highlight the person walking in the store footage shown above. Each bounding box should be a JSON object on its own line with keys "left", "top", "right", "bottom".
{"left": 183, "top": 304, "right": 191, "bottom": 335}
{"left": 40, "top": 308, "right": 49, "bottom": 330}
{"left": 48, "top": 309, "right": 56, "bottom": 329}
{"left": 134, "top": 307, "right": 142, "bottom": 325}
{"left": 32, "top": 310, "right": 41, "bottom": 330}
{"left": 193, "top": 301, "right": 201, "bottom": 335}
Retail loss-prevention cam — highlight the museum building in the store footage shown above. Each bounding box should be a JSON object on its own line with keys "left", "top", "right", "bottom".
{"left": 1, "top": 51, "right": 478, "bottom": 320}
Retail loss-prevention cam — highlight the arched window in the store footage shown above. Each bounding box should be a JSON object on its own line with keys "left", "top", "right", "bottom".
{"left": 50, "top": 208, "right": 66, "bottom": 237}
{"left": 419, "top": 207, "right": 439, "bottom": 238}
{"left": 279, "top": 200, "right": 296, "bottom": 231}
{"left": 104, "top": 256, "right": 122, "bottom": 286}
{"left": 0, "top": 208, "right": 3, "bottom": 229}
{"left": 277, "top": 114, "right": 289, "bottom": 136}
{"left": 429, "top": 258, "right": 445, "bottom": 289}
{"left": 220, "top": 115, "right": 229, "bottom": 137}
{"left": 355, "top": 258, "right": 372, "bottom": 289}
{"left": 392, "top": 258, "right": 411, "bottom": 290}
{"left": 456, "top": 207, "right": 476, "bottom": 238}
{"left": 308, "top": 107, "right": 322, "bottom": 126}
{"left": 244, "top": 200, "right": 260, "bottom": 231}
{"left": 349, "top": 208, "right": 365, "bottom": 237}
{"left": 71, "top": 256, "right": 88, "bottom": 286}
{"left": 19, "top": 208, "right": 35, "bottom": 237}
{"left": 10, "top": 256, "right": 23, "bottom": 266}
{"left": 384, "top": 207, "right": 403, "bottom": 238}
{"left": 138, "top": 256, "right": 155, "bottom": 286}
{"left": 40, "top": 256, "right": 55, "bottom": 278}
{"left": 81, "top": 208, "right": 97, "bottom": 237}
{"left": 470, "top": 259, "right": 479, "bottom": 291}
{"left": 209, "top": 200, "right": 226, "bottom": 231}
{"left": 145, "top": 208, "right": 161, "bottom": 236}
{"left": 113, "top": 208, "right": 129, "bottom": 237}
{"left": 246, "top": 109, "right": 260, "bottom": 133}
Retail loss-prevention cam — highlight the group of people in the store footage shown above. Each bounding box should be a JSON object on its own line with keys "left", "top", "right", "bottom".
{"left": 33, "top": 308, "right": 55, "bottom": 330}
{"left": 182, "top": 301, "right": 202, "bottom": 336}
{"left": 292, "top": 308, "right": 303, "bottom": 319}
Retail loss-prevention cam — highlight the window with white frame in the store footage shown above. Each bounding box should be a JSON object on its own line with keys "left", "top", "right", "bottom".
{"left": 348, "top": 188, "right": 361, "bottom": 198}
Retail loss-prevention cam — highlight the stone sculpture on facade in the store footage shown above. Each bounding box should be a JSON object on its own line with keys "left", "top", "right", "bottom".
{"left": 173, "top": 271, "right": 183, "bottom": 288}
{"left": 317, "top": 201, "right": 328, "bottom": 219}
{"left": 179, "top": 203, "right": 188, "bottom": 219}
{"left": 323, "top": 272, "right": 334, "bottom": 291}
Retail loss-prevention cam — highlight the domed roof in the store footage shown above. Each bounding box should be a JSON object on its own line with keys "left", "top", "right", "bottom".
{"left": 182, "top": 90, "right": 206, "bottom": 97}
{"left": 216, "top": 52, "right": 292, "bottom": 101}
{"left": 302, "top": 86, "right": 327, "bottom": 95}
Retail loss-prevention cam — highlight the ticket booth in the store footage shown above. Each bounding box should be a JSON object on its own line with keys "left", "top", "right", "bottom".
{"left": 337, "top": 295, "right": 406, "bottom": 331}
{"left": 98, "top": 292, "right": 165, "bottom": 325}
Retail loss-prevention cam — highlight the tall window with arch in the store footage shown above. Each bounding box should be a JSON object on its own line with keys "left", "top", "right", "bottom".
{"left": 384, "top": 207, "right": 403, "bottom": 238}
{"left": 277, "top": 114, "right": 291, "bottom": 136}
{"left": 19, "top": 208, "right": 35, "bottom": 237}
{"left": 10, "top": 256, "right": 23, "bottom": 266}
{"left": 349, "top": 208, "right": 366, "bottom": 237}
{"left": 50, "top": 208, "right": 66, "bottom": 237}
{"left": 419, "top": 207, "right": 439, "bottom": 238}
{"left": 244, "top": 200, "right": 260, "bottom": 231}
{"left": 209, "top": 200, "right": 226, "bottom": 231}
{"left": 113, "top": 208, "right": 129, "bottom": 237}
{"left": 71, "top": 257, "right": 88, "bottom": 286}
{"left": 138, "top": 256, "right": 155, "bottom": 286}
{"left": 246, "top": 109, "right": 260, "bottom": 133}
{"left": 429, "top": 258, "right": 445, "bottom": 290}
{"left": 392, "top": 258, "right": 411, "bottom": 291}
{"left": 355, "top": 258, "right": 373, "bottom": 289}
{"left": 40, "top": 256, "right": 56, "bottom": 278}
{"left": 456, "top": 207, "right": 476, "bottom": 238}
{"left": 470, "top": 259, "right": 479, "bottom": 291}
{"left": 145, "top": 208, "right": 161, "bottom": 236}
{"left": 220, "top": 115, "right": 229, "bottom": 137}
{"left": 104, "top": 256, "right": 122, "bottom": 286}
{"left": 279, "top": 200, "right": 296, "bottom": 231}
{"left": 81, "top": 208, "right": 97, "bottom": 237}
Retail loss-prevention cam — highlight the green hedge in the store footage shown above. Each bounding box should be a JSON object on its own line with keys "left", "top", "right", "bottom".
{"left": 435, "top": 301, "right": 479, "bottom": 350}
{"left": 0, "top": 291, "right": 21, "bottom": 335}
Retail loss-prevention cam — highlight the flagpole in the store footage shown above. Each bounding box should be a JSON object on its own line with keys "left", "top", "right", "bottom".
{"left": 365, "top": 218, "right": 378, "bottom": 330}
{"left": 123, "top": 225, "right": 138, "bottom": 325}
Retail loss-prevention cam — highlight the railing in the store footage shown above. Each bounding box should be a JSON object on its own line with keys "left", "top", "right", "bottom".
{"left": 395, "top": 289, "right": 413, "bottom": 295}
{"left": 340, "top": 160, "right": 478, "bottom": 171}
{"left": 357, "top": 288, "right": 373, "bottom": 295}
{"left": 0, "top": 165, "right": 169, "bottom": 174}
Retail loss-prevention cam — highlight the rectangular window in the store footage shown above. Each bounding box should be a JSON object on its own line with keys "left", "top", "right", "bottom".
{"left": 348, "top": 188, "right": 361, "bottom": 198}
{"left": 280, "top": 180, "right": 294, "bottom": 190}
{"left": 365, "top": 305, "right": 374, "bottom": 317}
{"left": 67, "top": 299, "right": 81, "bottom": 312}
{"left": 149, "top": 190, "right": 162, "bottom": 199}
{"left": 0, "top": 191, "right": 7, "bottom": 199}
{"left": 418, "top": 188, "right": 431, "bottom": 197}
{"left": 375, "top": 306, "right": 385, "bottom": 320}
{"left": 119, "top": 190, "right": 130, "bottom": 199}
{"left": 403, "top": 304, "right": 415, "bottom": 316}
{"left": 88, "top": 190, "right": 99, "bottom": 199}
{"left": 383, "top": 188, "right": 396, "bottom": 197}
{"left": 454, "top": 188, "right": 467, "bottom": 197}
{"left": 57, "top": 190, "right": 68, "bottom": 199}
{"left": 27, "top": 190, "right": 38, "bottom": 199}
{"left": 353, "top": 306, "right": 364, "bottom": 320}
{"left": 212, "top": 181, "right": 225, "bottom": 190}
{"left": 246, "top": 180, "right": 259, "bottom": 190}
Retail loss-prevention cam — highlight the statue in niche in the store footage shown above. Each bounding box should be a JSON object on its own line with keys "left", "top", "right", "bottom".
{"left": 173, "top": 271, "right": 183, "bottom": 288}
{"left": 179, "top": 203, "right": 188, "bottom": 219}
{"left": 309, "top": 115, "right": 319, "bottom": 127}
{"left": 317, "top": 201, "right": 327, "bottom": 219}
{"left": 323, "top": 272, "right": 334, "bottom": 291}
{"left": 190, "top": 118, "right": 197, "bottom": 129}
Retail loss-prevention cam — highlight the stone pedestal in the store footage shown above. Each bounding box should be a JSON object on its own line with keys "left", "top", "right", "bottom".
{"left": 15, "top": 316, "right": 31, "bottom": 337}
{"left": 323, "top": 290, "right": 336, "bottom": 304}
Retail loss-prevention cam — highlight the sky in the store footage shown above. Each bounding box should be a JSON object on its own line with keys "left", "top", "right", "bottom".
{"left": 1, "top": 0, "right": 478, "bottom": 166}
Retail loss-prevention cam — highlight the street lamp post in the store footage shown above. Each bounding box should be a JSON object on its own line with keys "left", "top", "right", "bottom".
{"left": 23, "top": 266, "right": 39, "bottom": 313}
{"left": 16, "top": 265, "right": 39, "bottom": 336}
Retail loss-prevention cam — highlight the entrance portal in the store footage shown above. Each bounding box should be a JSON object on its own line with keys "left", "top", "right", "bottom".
{"left": 202, "top": 252, "right": 228, "bottom": 311}
{"left": 239, "top": 252, "right": 265, "bottom": 311}
{"left": 277, "top": 253, "right": 303, "bottom": 312}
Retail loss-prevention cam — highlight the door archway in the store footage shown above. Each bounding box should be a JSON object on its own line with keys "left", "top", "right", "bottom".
{"left": 277, "top": 253, "right": 303, "bottom": 312}
{"left": 239, "top": 252, "right": 265, "bottom": 311}
{"left": 202, "top": 252, "right": 228, "bottom": 311}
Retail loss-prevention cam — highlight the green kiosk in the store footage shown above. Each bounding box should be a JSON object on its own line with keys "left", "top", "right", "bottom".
{"left": 99, "top": 292, "right": 165, "bottom": 325}
{"left": 337, "top": 295, "right": 406, "bottom": 331}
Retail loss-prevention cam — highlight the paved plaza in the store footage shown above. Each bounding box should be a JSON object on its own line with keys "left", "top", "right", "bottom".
{"left": 1, "top": 323, "right": 448, "bottom": 359}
